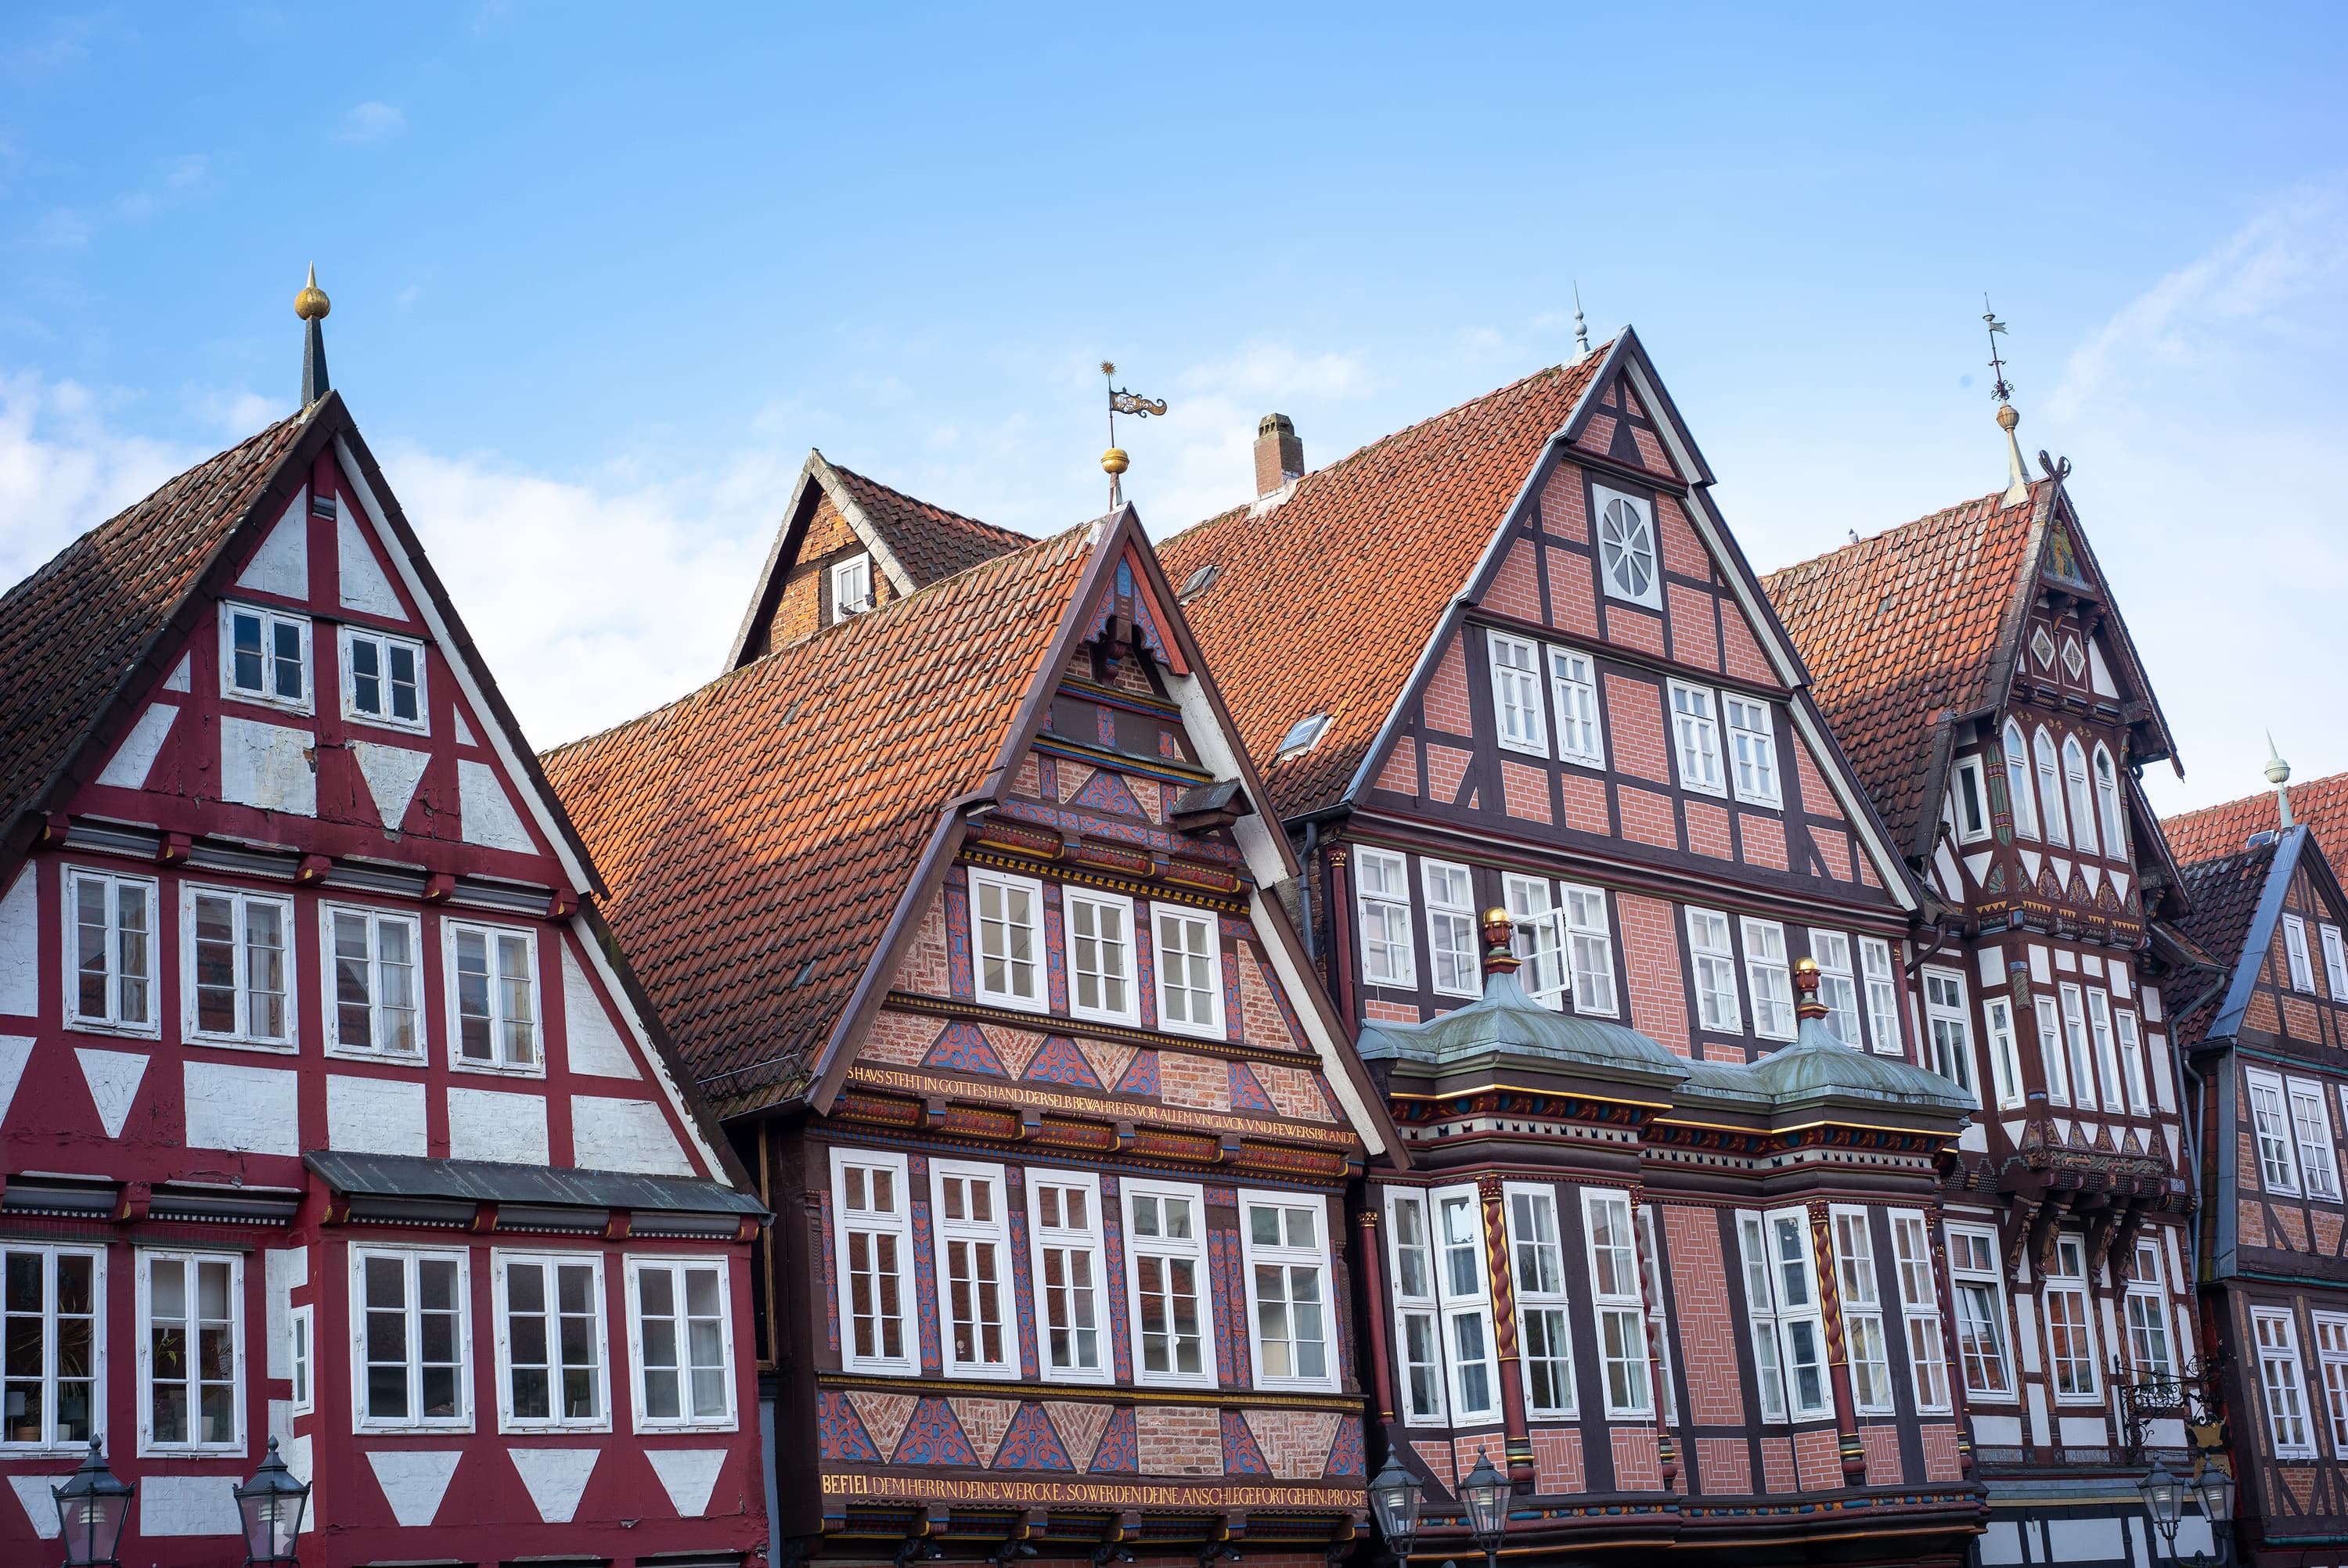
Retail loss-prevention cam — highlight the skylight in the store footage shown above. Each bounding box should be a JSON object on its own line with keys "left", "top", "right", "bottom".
{"left": 1275, "top": 712, "right": 1331, "bottom": 761}
{"left": 1179, "top": 563, "right": 1220, "bottom": 602}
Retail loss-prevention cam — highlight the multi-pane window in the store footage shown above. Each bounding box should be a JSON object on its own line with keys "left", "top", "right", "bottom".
{"left": 64, "top": 869, "right": 155, "bottom": 1033}
{"left": 1637, "top": 1206, "right": 1678, "bottom": 1425}
{"left": 1687, "top": 908, "right": 1741, "bottom": 1032}
{"left": 1239, "top": 1193, "right": 1333, "bottom": 1389}
{"left": 1488, "top": 632, "right": 1547, "bottom": 756}
{"left": 2085, "top": 988, "right": 2125, "bottom": 1112}
{"left": 1890, "top": 1214, "right": 1951, "bottom": 1412}
{"left": 1737, "top": 1215, "right": 1788, "bottom": 1422}
{"left": 2325, "top": 923, "right": 2348, "bottom": 1000}
{"left": 448, "top": 921, "right": 538, "bottom": 1070}
{"left": 2058, "top": 984, "right": 2097, "bottom": 1110}
{"left": 1594, "top": 488, "right": 1660, "bottom": 607}
{"left": 1952, "top": 756, "right": 1990, "bottom": 843}
{"left": 141, "top": 1250, "right": 239, "bottom": 1451}
{"left": 1832, "top": 1210, "right": 1892, "bottom": 1413}
{"left": 1763, "top": 1209, "right": 1829, "bottom": 1418}
{"left": 495, "top": 1253, "right": 604, "bottom": 1429}
{"left": 1547, "top": 647, "right": 1604, "bottom": 766}
{"left": 1861, "top": 938, "right": 1903, "bottom": 1056}
{"left": 1030, "top": 1173, "right": 1107, "bottom": 1380}
{"left": 2115, "top": 1006, "right": 2149, "bottom": 1115}
{"left": 1742, "top": 918, "right": 1795, "bottom": 1040}
{"left": 1506, "top": 1187, "right": 1574, "bottom": 1417}
{"left": 2062, "top": 737, "right": 2101, "bottom": 856}
{"left": 221, "top": 603, "right": 310, "bottom": 710}
{"left": 355, "top": 1248, "right": 466, "bottom": 1430}
{"left": 1504, "top": 875, "right": 1566, "bottom": 1010}
{"left": 2036, "top": 994, "right": 2071, "bottom": 1105}
{"left": 2093, "top": 744, "right": 2128, "bottom": 858}
{"left": 2, "top": 1246, "right": 100, "bottom": 1449}
{"left": 2044, "top": 1235, "right": 2099, "bottom": 1400}
{"left": 2123, "top": 1240, "right": 2175, "bottom": 1380}
{"left": 340, "top": 626, "right": 426, "bottom": 731}
{"left": 1421, "top": 861, "right": 1481, "bottom": 998}
{"left": 1126, "top": 1181, "right": 1212, "bottom": 1386}
{"left": 2285, "top": 915, "right": 2318, "bottom": 993}
{"left": 2003, "top": 722, "right": 2040, "bottom": 840}
{"left": 1153, "top": 904, "right": 1224, "bottom": 1037}
{"left": 2256, "top": 1309, "right": 2315, "bottom": 1457}
{"left": 1387, "top": 1194, "right": 1445, "bottom": 1423}
{"left": 1984, "top": 998, "right": 2025, "bottom": 1109}
{"left": 834, "top": 1151, "right": 913, "bottom": 1374}
{"left": 1808, "top": 931, "right": 1863, "bottom": 1047}
{"left": 1724, "top": 695, "right": 1780, "bottom": 806}
{"left": 288, "top": 1304, "right": 312, "bottom": 1417}
{"left": 931, "top": 1161, "right": 1013, "bottom": 1378}
{"left": 2034, "top": 728, "right": 2069, "bottom": 845}
{"left": 325, "top": 905, "right": 420, "bottom": 1056}
{"left": 971, "top": 870, "right": 1043, "bottom": 1011}
{"left": 1922, "top": 969, "right": 1974, "bottom": 1098}
{"left": 1355, "top": 848, "right": 1416, "bottom": 988}
{"left": 830, "top": 555, "right": 874, "bottom": 621}
{"left": 1563, "top": 883, "right": 1618, "bottom": 1016}
{"left": 2315, "top": 1314, "right": 2348, "bottom": 1457}
{"left": 1668, "top": 682, "right": 1725, "bottom": 797}
{"left": 1583, "top": 1190, "right": 1652, "bottom": 1418}
{"left": 1438, "top": 1189, "right": 1499, "bottom": 1421}
{"left": 185, "top": 886, "right": 292, "bottom": 1045}
{"left": 2289, "top": 1079, "right": 2342, "bottom": 1202}
{"left": 1948, "top": 1227, "right": 2012, "bottom": 1397}
{"left": 1065, "top": 890, "right": 1137, "bottom": 1025}
{"left": 628, "top": 1259, "right": 733, "bottom": 1429}
{"left": 2249, "top": 1070, "right": 2303, "bottom": 1194}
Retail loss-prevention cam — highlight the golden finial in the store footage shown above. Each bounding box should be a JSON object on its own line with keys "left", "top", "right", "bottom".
{"left": 1997, "top": 403, "right": 2019, "bottom": 433}
{"left": 295, "top": 264, "right": 330, "bottom": 322}
{"left": 1101, "top": 448, "right": 1130, "bottom": 476}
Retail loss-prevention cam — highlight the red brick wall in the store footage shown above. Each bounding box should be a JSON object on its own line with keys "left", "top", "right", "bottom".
{"left": 1531, "top": 1427, "right": 1584, "bottom": 1492}
{"left": 1500, "top": 760, "right": 1554, "bottom": 824}
{"left": 893, "top": 891, "right": 952, "bottom": 996}
{"left": 1424, "top": 632, "right": 1472, "bottom": 736}
{"left": 1606, "top": 604, "right": 1667, "bottom": 657}
{"left": 1810, "top": 825, "right": 1851, "bottom": 881}
{"left": 2272, "top": 1207, "right": 2310, "bottom": 1251}
{"left": 1684, "top": 800, "right": 1731, "bottom": 861}
{"left": 1657, "top": 496, "right": 1708, "bottom": 580}
{"left": 1696, "top": 1436, "right": 1751, "bottom": 1495}
{"left": 1607, "top": 675, "right": 1670, "bottom": 783}
{"left": 1667, "top": 582, "right": 1719, "bottom": 671}
{"left": 1635, "top": 424, "right": 1677, "bottom": 479}
{"left": 1663, "top": 1204, "right": 1742, "bottom": 1424}
{"left": 1426, "top": 744, "right": 1472, "bottom": 807}
{"left": 1159, "top": 1053, "right": 1230, "bottom": 1111}
{"left": 1486, "top": 539, "right": 1543, "bottom": 623}
{"left": 1543, "top": 464, "right": 1589, "bottom": 542}
{"left": 1616, "top": 892, "right": 1690, "bottom": 1056}
{"left": 1859, "top": 1423, "right": 1905, "bottom": 1485}
{"left": 1374, "top": 738, "right": 1420, "bottom": 797}
{"left": 1365, "top": 998, "right": 1421, "bottom": 1024}
{"left": 1548, "top": 546, "right": 1598, "bottom": 636}
{"left": 1740, "top": 814, "right": 1787, "bottom": 872}
{"left": 1134, "top": 1405, "right": 1222, "bottom": 1476}
{"left": 1412, "top": 1438, "right": 1457, "bottom": 1492}
{"left": 2239, "top": 1199, "right": 2268, "bottom": 1248}
{"left": 1561, "top": 774, "right": 1610, "bottom": 834}
{"left": 1759, "top": 1434, "right": 1795, "bottom": 1494}
{"left": 1619, "top": 786, "right": 1677, "bottom": 849}
{"left": 1793, "top": 1427, "right": 1843, "bottom": 1491}
{"left": 1612, "top": 1426, "right": 1664, "bottom": 1491}
{"left": 1921, "top": 1422, "right": 1963, "bottom": 1482}
{"left": 1721, "top": 603, "right": 1777, "bottom": 687}
{"left": 1793, "top": 737, "right": 1842, "bottom": 818}
{"left": 1579, "top": 414, "right": 1618, "bottom": 456}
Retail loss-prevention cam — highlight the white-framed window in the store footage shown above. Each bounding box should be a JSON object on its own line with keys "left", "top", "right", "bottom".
{"left": 1435, "top": 1187, "right": 1500, "bottom": 1422}
{"left": 492, "top": 1251, "right": 607, "bottom": 1431}
{"left": 2034, "top": 728, "right": 2069, "bottom": 846}
{"left": 1668, "top": 682, "right": 1725, "bottom": 797}
{"left": 1860, "top": 937, "right": 1903, "bottom": 1056}
{"left": 1724, "top": 695, "right": 1781, "bottom": 807}
{"left": 219, "top": 602, "right": 312, "bottom": 713}
{"left": 970, "top": 869, "right": 1046, "bottom": 1012}
{"left": 1742, "top": 918, "right": 1795, "bottom": 1040}
{"left": 1687, "top": 908, "right": 1741, "bottom": 1033}
{"left": 1594, "top": 486, "right": 1661, "bottom": 608}
{"left": 1504, "top": 1185, "right": 1575, "bottom": 1417}
{"left": 288, "top": 1303, "right": 313, "bottom": 1419}
{"left": 1563, "top": 883, "right": 1618, "bottom": 1016}
{"left": 323, "top": 904, "right": 422, "bottom": 1058}
{"left": 1763, "top": 1208, "right": 1831, "bottom": 1419}
{"left": 446, "top": 919, "right": 539, "bottom": 1072}
{"left": 1547, "top": 646, "right": 1604, "bottom": 766}
{"left": 2314, "top": 1313, "right": 2348, "bottom": 1458}
{"left": 1809, "top": 930, "right": 1863, "bottom": 1047}
{"left": 1736, "top": 1214, "right": 1788, "bottom": 1422}
{"left": 2093, "top": 744, "right": 2127, "bottom": 858}
{"left": 1124, "top": 1179, "right": 1213, "bottom": 1387}
{"left": 1947, "top": 1226, "right": 2013, "bottom": 1397}
{"left": 1028, "top": 1170, "right": 1108, "bottom": 1383}
{"left": 2062, "top": 737, "right": 2100, "bottom": 856}
{"left": 2002, "top": 722, "right": 2039, "bottom": 840}
{"left": 626, "top": 1257, "right": 735, "bottom": 1430}
{"left": 139, "top": 1249, "right": 241, "bottom": 1454}
{"left": 1504, "top": 875, "right": 1566, "bottom": 1011}
{"left": 2285, "top": 914, "right": 2317, "bottom": 993}
{"left": 2058, "top": 984, "right": 2097, "bottom": 1109}
{"left": 63, "top": 867, "right": 157, "bottom": 1035}
{"left": 1355, "top": 848, "right": 1416, "bottom": 989}
{"left": 2289, "top": 1078, "right": 2343, "bottom": 1202}
{"left": 1386, "top": 1191, "right": 1446, "bottom": 1425}
{"left": 1421, "top": 861, "right": 1481, "bottom": 999}
{"left": 1922, "top": 969, "right": 1975, "bottom": 1099}
{"left": 1831, "top": 1208, "right": 1893, "bottom": 1414}
{"left": 1890, "top": 1213, "right": 1951, "bottom": 1412}
{"left": 1064, "top": 890, "right": 1138, "bottom": 1026}
{"left": 2256, "top": 1307, "right": 2315, "bottom": 1457}
{"left": 2083, "top": 987, "right": 2124, "bottom": 1113}
{"left": 2115, "top": 1006, "right": 2149, "bottom": 1116}
{"left": 184, "top": 884, "right": 294, "bottom": 1047}
{"left": 832, "top": 1149, "right": 913, "bottom": 1376}
{"left": 1487, "top": 631, "right": 1547, "bottom": 757}
{"left": 352, "top": 1247, "right": 468, "bottom": 1432}
{"left": 2324, "top": 922, "right": 2348, "bottom": 1001}
{"left": 1985, "top": 997, "right": 2026, "bottom": 1109}
{"left": 2249, "top": 1069, "right": 2303, "bottom": 1194}
{"left": 1637, "top": 1205, "right": 1679, "bottom": 1424}
{"left": 1, "top": 1245, "right": 103, "bottom": 1450}
{"left": 1151, "top": 902, "right": 1225, "bottom": 1038}
{"left": 1238, "top": 1192, "right": 1334, "bottom": 1390}
{"left": 1583, "top": 1189, "right": 1653, "bottom": 1418}
{"left": 2044, "top": 1235, "right": 2099, "bottom": 1401}
{"left": 2124, "top": 1239, "right": 2175, "bottom": 1380}
{"left": 1952, "top": 755, "right": 1991, "bottom": 843}
{"left": 2036, "top": 994, "right": 2071, "bottom": 1106}
{"left": 931, "top": 1160, "right": 1014, "bottom": 1379}
{"left": 830, "top": 554, "right": 874, "bottom": 621}
{"left": 339, "top": 624, "right": 427, "bottom": 732}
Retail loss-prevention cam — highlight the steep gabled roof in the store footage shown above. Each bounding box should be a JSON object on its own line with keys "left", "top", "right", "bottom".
{"left": 2166, "top": 772, "right": 2348, "bottom": 869}
{"left": 2171, "top": 838, "right": 2281, "bottom": 1041}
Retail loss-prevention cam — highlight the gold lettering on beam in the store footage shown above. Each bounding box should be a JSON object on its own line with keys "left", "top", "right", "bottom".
{"left": 819, "top": 1473, "right": 1365, "bottom": 1508}
{"left": 841, "top": 1066, "right": 1356, "bottom": 1149}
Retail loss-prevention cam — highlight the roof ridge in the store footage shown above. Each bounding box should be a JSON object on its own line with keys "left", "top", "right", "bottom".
{"left": 1761, "top": 478, "right": 2045, "bottom": 585}
{"left": 826, "top": 457, "right": 1032, "bottom": 545}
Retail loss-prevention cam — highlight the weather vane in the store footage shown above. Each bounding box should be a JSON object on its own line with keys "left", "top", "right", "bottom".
{"left": 1982, "top": 296, "right": 2014, "bottom": 405}
{"left": 1100, "top": 361, "right": 1166, "bottom": 509}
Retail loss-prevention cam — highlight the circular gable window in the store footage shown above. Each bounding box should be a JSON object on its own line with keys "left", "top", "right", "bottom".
{"left": 1598, "top": 495, "right": 1657, "bottom": 603}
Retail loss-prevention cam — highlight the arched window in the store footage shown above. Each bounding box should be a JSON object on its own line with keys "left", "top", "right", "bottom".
{"left": 2034, "top": 728, "right": 2069, "bottom": 846}
{"left": 2062, "top": 737, "right": 2099, "bottom": 857}
{"left": 2004, "top": 722, "right": 2038, "bottom": 840}
{"left": 2094, "top": 745, "right": 2127, "bottom": 861}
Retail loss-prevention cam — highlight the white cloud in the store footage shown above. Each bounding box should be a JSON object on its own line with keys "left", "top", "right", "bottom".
{"left": 338, "top": 102, "right": 405, "bottom": 144}
{"left": 0, "top": 373, "right": 196, "bottom": 585}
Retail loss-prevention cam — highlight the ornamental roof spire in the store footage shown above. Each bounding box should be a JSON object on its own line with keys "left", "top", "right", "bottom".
{"left": 296, "top": 264, "right": 331, "bottom": 406}
{"left": 2267, "top": 732, "right": 2296, "bottom": 829}
{"left": 1984, "top": 297, "right": 2029, "bottom": 506}
{"left": 1100, "top": 361, "right": 1165, "bottom": 511}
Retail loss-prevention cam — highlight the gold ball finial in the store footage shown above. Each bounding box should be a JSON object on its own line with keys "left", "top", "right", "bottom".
{"left": 1996, "top": 402, "right": 2019, "bottom": 432}
{"left": 1101, "top": 447, "right": 1129, "bottom": 476}
{"left": 1100, "top": 361, "right": 1116, "bottom": 377}
{"left": 295, "top": 264, "right": 330, "bottom": 322}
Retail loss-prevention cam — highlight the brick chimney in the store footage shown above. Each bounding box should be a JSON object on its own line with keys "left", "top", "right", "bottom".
{"left": 1254, "top": 413, "right": 1304, "bottom": 497}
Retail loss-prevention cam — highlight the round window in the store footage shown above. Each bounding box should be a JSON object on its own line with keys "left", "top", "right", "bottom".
{"left": 1598, "top": 497, "right": 1656, "bottom": 601}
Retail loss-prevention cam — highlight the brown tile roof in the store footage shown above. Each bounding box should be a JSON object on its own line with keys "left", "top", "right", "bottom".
{"left": 2165, "top": 773, "right": 2344, "bottom": 868}
{"left": 542, "top": 526, "right": 1097, "bottom": 1118}
{"left": 1759, "top": 483, "right": 2049, "bottom": 853}
{"left": 0, "top": 408, "right": 310, "bottom": 852}
{"left": 1158, "top": 355, "right": 1609, "bottom": 820}
{"left": 830, "top": 461, "right": 1032, "bottom": 585}
{"left": 2170, "top": 839, "right": 2279, "bottom": 1039}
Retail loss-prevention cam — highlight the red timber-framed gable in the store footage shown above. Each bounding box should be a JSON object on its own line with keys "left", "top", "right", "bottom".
{"left": 0, "top": 392, "right": 765, "bottom": 1567}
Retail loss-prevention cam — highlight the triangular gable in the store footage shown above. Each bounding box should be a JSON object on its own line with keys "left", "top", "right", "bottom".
{"left": 2205, "top": 828, "right": 2313, "bottom": 1041}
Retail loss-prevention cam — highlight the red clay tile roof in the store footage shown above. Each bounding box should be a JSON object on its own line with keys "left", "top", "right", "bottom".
{"left": 830, "top": 461, "right": 1032, "bottom": 585}
{"left": 1158, "top": 356, "right": 1608, "bottom": 820}
{"left": 0, "top": 408, "right": 309, "bottom": 851}
{"left": 1759, "top": 483, "right": 2049, "bottom": 853}
{"left": 2166, "top": 773, "right": 2343, "bottom": 868}
{"left": 542, "top": 526, "right": 1097, "bottom": 1118}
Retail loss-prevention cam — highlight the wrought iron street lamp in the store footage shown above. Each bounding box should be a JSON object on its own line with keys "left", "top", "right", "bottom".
{"left": 52, "top": 1436, "right": 134, "bottom": 1568}
{"left": 2138, "top": 1459, "right": 2186, "bottom": 1549}
{"left": 2140, "top": 1459, "right": 2234, "bottom": 1566}
{"left": 2191, "top": 1465, "right": 2236, "bottom": 1566}
{"left": 1457, "top": 1449, "right": 1509, "bottom": 1568}
{"left": 233, "top": 1437, "right": 311, "bottom": 1566}
{"left": 1369, "top": 1455, "right": 1423, "bottom": 1565}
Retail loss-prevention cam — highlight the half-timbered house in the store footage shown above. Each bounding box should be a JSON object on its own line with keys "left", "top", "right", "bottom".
{"left": 542, "top": 491, "right": 1400, "bottom": 1566}
{"left": 0, "top": 299, "right": 767, "bottom": 1566}
{"left": 1158, "top": 333, "right": 1990, "bottom": 1562}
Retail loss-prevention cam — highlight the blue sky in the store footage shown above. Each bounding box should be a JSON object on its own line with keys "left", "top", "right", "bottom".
{"left": 5, "top": 4, "right": 2345, "bottom": 817}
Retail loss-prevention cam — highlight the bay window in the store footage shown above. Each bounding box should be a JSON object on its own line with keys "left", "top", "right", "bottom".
{"left": 1387, "top": 1192, "right": 1446, "bottom": 1424}
{"left": 494, "top": 1252, "right": 606, "bottom": 1430}
{"left": 1583, "top": 1189, "right": 1651, "bottom": 1418}
{"left": 1438, "top": 1188, "right": 1500, "bottom": 1422}
{"left": 1737, "top": 1215, "right": 1788, "bottom": 1422}
{"left": 1504, "top": 1185, "right": 1575, "bottom": 1417}
{"left": 1831, "top": 1209, "right": 1892, "bottom": 1413}
{"left": 1890, "top": 1213, "right": 1951, "bottom": 1412}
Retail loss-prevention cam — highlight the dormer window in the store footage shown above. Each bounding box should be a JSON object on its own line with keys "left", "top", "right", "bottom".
{"left": 1951, "top": 756, "right": 1990, "bottom": 843}
{"left": 1593, "top": 487, "right": 1660, "bottom": 608}
{"left": 830, "top": 555, "right": 874, "bottom": 623}
{"left": 1275, "top": 712, "right": 1330, "bottom": 761}
{"left": 221, "top": 602, "right": 312, "bottom": 713}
